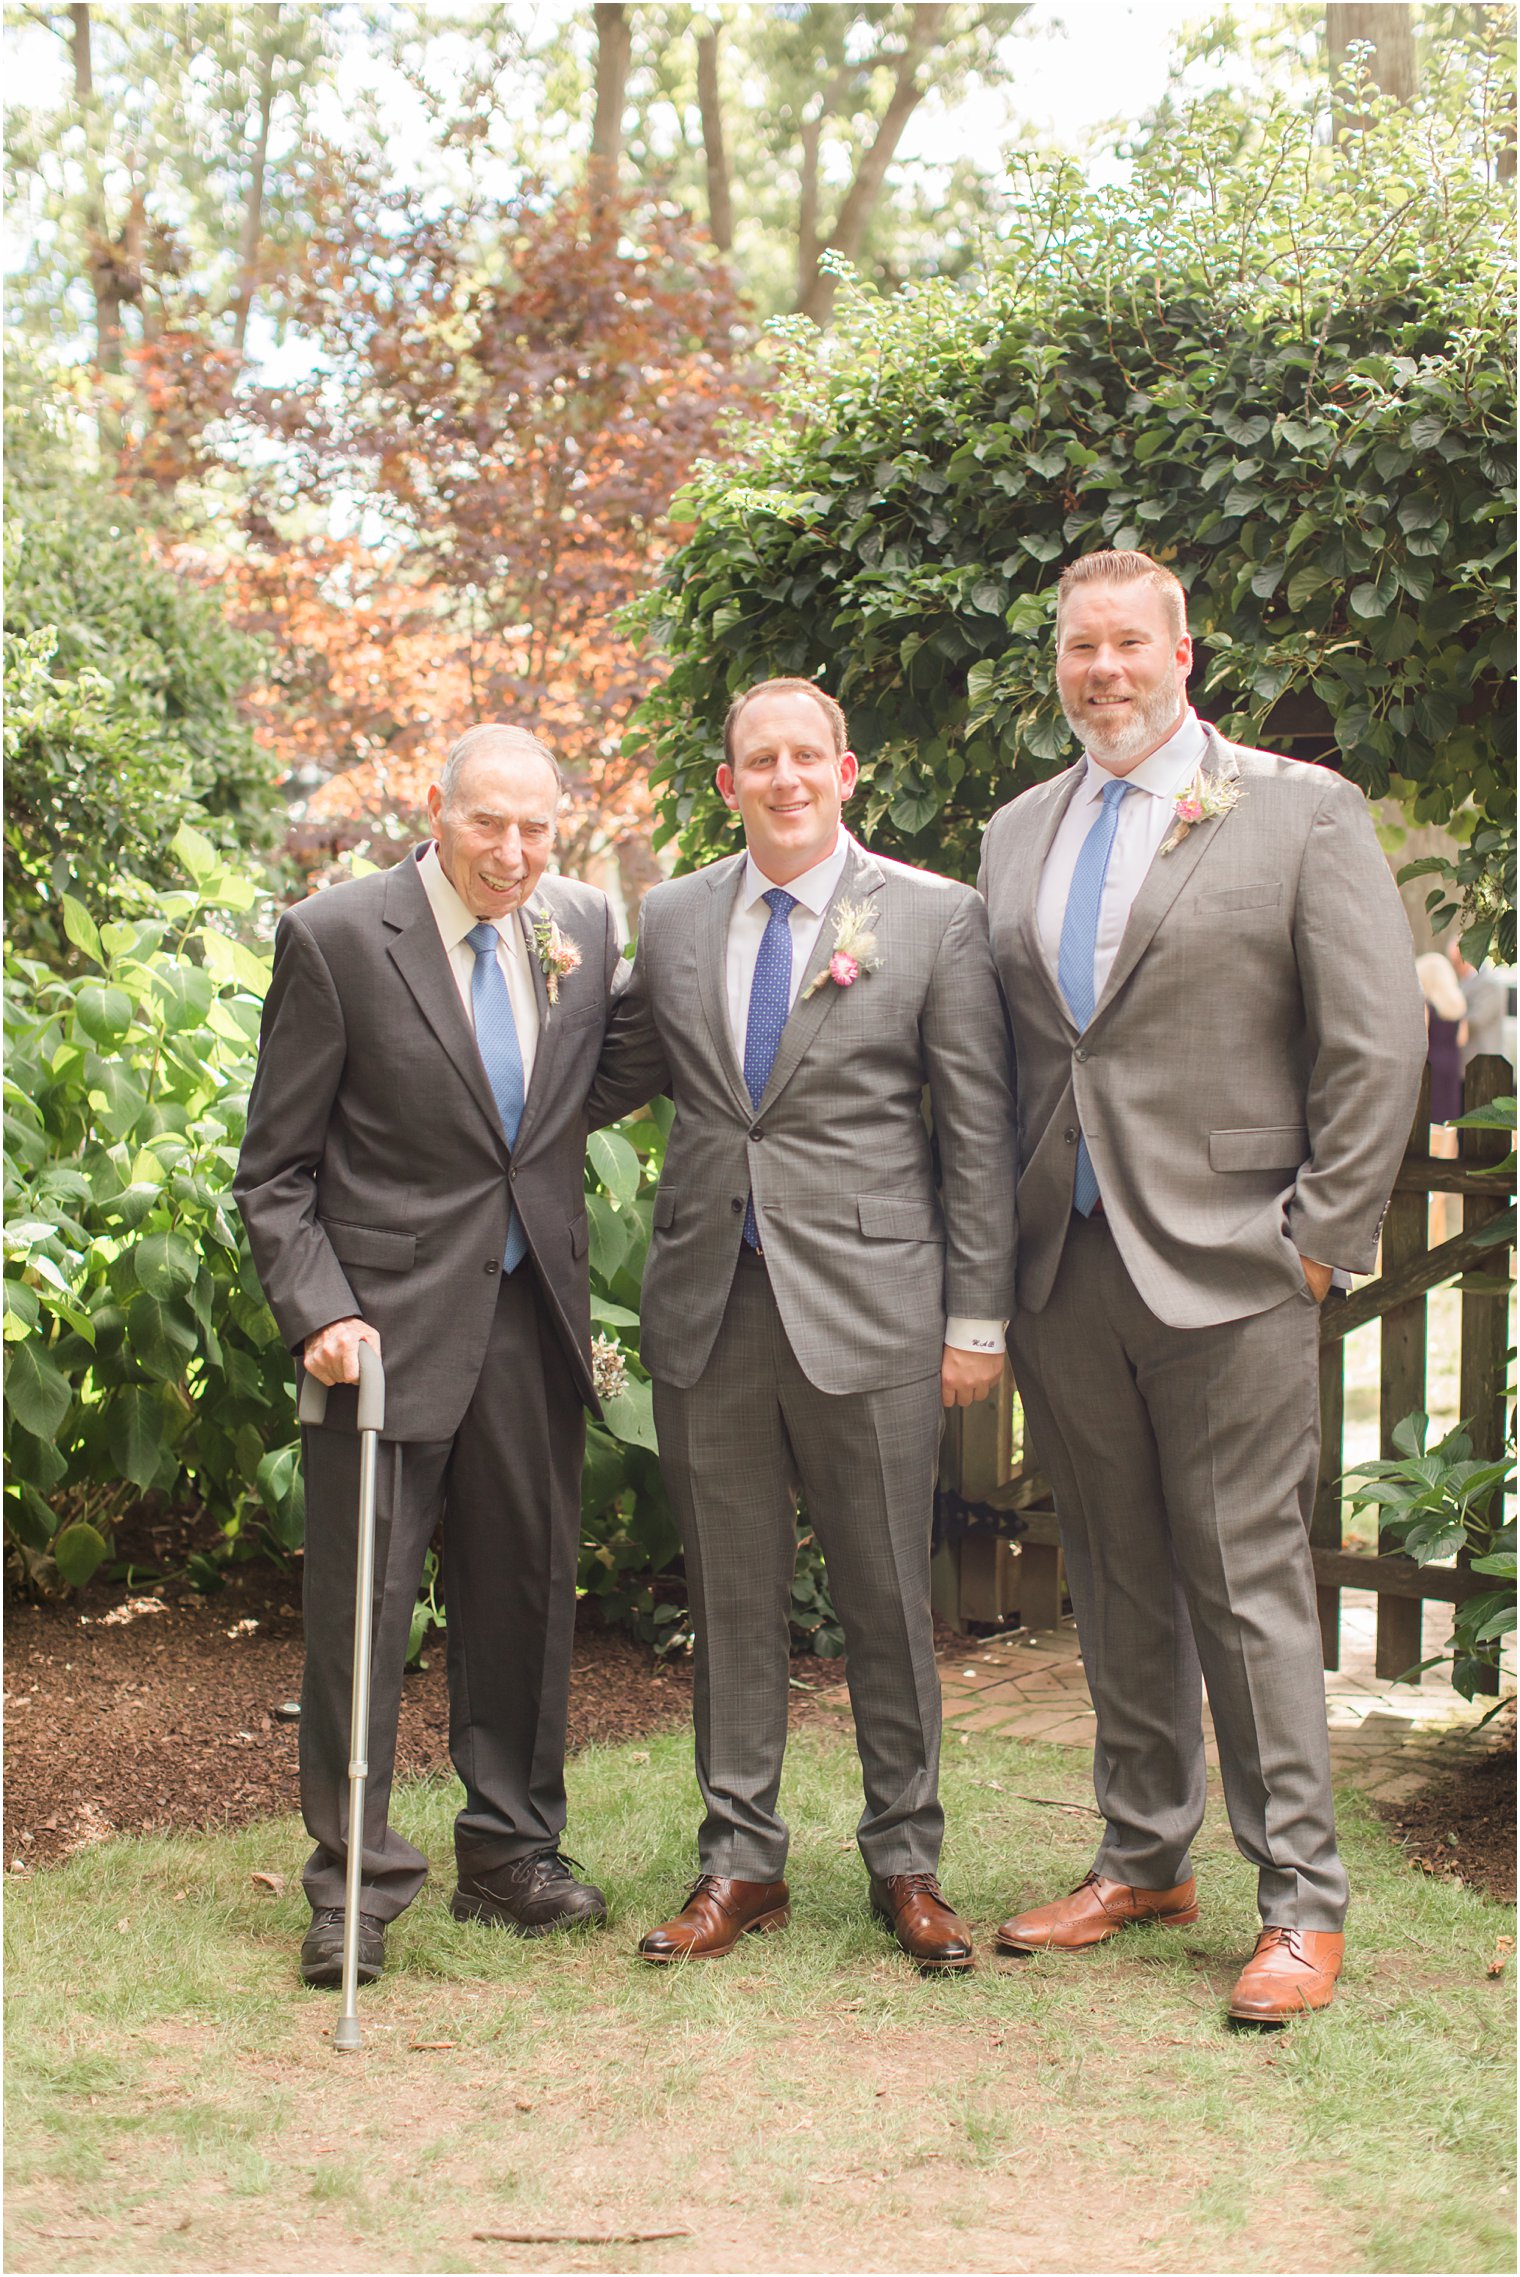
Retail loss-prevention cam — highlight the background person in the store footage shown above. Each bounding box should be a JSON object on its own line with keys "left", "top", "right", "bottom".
{"left": 235, "top": 724, "right": 620, "bottom": 1984}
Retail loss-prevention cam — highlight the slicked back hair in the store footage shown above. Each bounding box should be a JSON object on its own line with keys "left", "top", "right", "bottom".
{"left": 1056, "top": 551, "right": 1189, "bottom": 645}
{"left": 440, "top": 724, "right": 563, "bottom": 809}
{"left": 723, "top": 678, "right": 848, "bottom": 768}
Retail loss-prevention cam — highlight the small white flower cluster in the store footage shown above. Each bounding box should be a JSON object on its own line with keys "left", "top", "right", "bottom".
{"left": 590, "top": 1334, "right": 628, "bottom": 1403}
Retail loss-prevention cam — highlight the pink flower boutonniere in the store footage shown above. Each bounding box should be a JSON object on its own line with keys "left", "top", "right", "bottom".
{"left": 1159, "top": 766, "right": 1244, "bottom": 855}
{"left": 802, "top": 899, "right": 884, "bottom": 1000}
{"left": 532, "top": 910, "right": 582, "bottom": 1004}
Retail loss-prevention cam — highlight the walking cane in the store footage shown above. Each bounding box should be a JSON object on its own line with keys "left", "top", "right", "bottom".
{"left": 297, "top": 1338, "right": 385, "bottom": 2054}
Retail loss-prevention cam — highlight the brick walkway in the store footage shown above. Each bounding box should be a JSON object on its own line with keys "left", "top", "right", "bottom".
{"left": 825, "top": 1594, "right": 1510, "bottom": 1802}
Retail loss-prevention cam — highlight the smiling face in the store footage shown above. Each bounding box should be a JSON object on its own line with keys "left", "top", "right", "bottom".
{"left": 1055, "top": 580, "right": 1193, "bottom": 775}
{"left": 428, "top": 747, "right": 559, "bottom": 919}
{"left": 716, "top": 689, "right": 859, "bottom": 884}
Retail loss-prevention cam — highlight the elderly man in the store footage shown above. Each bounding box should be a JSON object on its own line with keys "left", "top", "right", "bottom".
{"left": 980, "top": 551, "right": 1426, "bottom": 2023}
{"left": 236, "top": 725, "right": 620, "bottom": 1983}
{"left": 589, "top": 678, "right": 1017, "bottom": 1971}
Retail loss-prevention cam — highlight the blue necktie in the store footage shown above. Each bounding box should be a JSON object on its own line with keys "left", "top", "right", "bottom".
{"left": 467, "top": 920, "right": 529, "bottom": 1273}
{"left": 1057, "top": 779, "right": 1130, "bottom": 1217}
{"left": 741, "top": 887, "right": 797, "bottom": 1249}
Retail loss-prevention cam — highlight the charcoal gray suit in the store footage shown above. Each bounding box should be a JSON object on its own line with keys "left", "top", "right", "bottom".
{"left": 981, "top": 728, "right": 1426, "bottom": 1928}
{"left": 235, "top": 848, "right": 618, "bottom": 1918}
{"left": 588, "top": 838, "right": 1017, "bottom": 1878}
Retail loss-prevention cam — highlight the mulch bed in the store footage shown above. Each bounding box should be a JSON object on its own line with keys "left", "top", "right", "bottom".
{"left": 1375, "top": 1729, "right": 1517, "bottom": 1906}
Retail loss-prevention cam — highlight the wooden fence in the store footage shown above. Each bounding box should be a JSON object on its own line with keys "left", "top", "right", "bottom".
{"left": 932, "top": 1054, "right": 1515, "bottom": 1690}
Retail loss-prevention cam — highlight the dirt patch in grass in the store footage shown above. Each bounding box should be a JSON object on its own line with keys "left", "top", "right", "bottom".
{"left": 1376, "top": 1725, "right": 1517, "bottom": 1906}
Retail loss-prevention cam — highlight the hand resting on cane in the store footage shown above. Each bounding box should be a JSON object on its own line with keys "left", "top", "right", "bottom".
{"left": 304, "top": 1316, "right": 382, "bottom": 1387}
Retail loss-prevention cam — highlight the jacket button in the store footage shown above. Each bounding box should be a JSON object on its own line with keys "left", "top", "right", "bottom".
{"left": 484, "top": 1259, "right": 499, "bottom": 1275}
{"left": 731, "top": 1197, "right": 743, "bottom": 1212}
{"left": 749, "top": 1126, "right": 764, "bottom": 1141}
{"left": 1074, "top": 1046, "right": 1089, "bottom": 1063}
{"left": 1063, "top": 1128, "right": 1077, "bottom": 1144}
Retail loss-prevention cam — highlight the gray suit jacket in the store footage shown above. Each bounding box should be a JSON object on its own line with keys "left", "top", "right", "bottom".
{"left": 587, "top": 839, "right": 1017, "bottom": 1395}
{"left": 979, "top": 727, "right": 1426, "bottom": 1329}
{"left": 234, "top": 848, "right": 619, "bottom": 1438}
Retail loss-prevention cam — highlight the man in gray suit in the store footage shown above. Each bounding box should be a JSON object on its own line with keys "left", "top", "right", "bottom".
{"left": 981, "top": 550, "right": 1425, "bottom": 2022}
{"left": 236, "top": 725, "right": 619, "bottom": 1983}
{"left": 589, "top": 679, "right": 1016, "bottom": 1970}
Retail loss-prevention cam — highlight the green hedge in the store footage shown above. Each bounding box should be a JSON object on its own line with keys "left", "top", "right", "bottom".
{"left": 634, "top": 108, "right": 1515, "bottom": 908}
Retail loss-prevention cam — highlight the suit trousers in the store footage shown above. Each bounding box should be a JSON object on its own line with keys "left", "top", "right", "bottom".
{"left": 298, "top": 1263, "right": 585, "bottom": 1919}
{"left": 652, "top": 1251, "right": 945, "bottom": 1881}
{"left": 1011, "top": 1214, "right": 1347, "bottom": 1931}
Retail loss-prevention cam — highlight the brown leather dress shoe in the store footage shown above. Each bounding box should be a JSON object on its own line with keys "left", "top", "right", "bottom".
{"left": 637, "top": 1875, "right": 790, "bottom": 1963}
{"left": 995, "top": 1869, "right": 1199, "bottom": 1953}
{"left": 869, "top": 1873, "right": 974, "bottom": 1971}
{"left": 1227, "top": 1927, "right": 1344, "bottom": 2022}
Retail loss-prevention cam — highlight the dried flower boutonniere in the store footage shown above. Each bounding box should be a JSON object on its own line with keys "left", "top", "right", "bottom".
{"left": 1159, "top": 767, "right": 1244, "bottom": 856}
{"left": 531, "top": 910, "right": 582, "bottom": 1004}
{"left": 802, "top": 898, "right": 884, "bottom": 1000}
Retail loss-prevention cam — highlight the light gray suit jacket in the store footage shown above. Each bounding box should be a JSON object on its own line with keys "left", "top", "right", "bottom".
{"left": 979, "top": 727, "right": 1426, "bottom": 1329}
{"left": 235, "top": 848, "right": 619, "bottom": 1438}
{"left": 587, "top": 839, "right": 1018, "bottom": 1395}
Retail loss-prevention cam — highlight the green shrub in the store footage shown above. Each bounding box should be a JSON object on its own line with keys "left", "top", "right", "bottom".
{"left": 633, "top": 100, "right": 1514, "bottom": 890}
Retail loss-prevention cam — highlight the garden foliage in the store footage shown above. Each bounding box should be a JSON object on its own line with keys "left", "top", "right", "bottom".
{"left": 634, "top": 97, "right": 1515, "bottom": 932}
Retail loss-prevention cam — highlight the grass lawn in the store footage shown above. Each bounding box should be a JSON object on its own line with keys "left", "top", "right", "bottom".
{"left": 6, "top": 1725, "right": 1514, "bottom": 2276}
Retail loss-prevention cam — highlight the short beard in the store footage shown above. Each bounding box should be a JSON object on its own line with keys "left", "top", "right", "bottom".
{"left": 1062, "top": 681, "right": 1182, "bottom": 769}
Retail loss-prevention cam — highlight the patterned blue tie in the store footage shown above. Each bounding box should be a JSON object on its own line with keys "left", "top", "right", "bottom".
{"left": 741, "top": 887, "right": 797, "bottom": 1249}
{"left": 1057, "top": 778, "right": 1131, "bottom": 1217}
{"left": 467, "top": 920, "right": 529, "bottom": 1273}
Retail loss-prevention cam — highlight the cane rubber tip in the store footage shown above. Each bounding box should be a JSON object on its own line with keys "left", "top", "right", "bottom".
{"left": 333, "top": 2019, "right": 362, "bottom": 2052}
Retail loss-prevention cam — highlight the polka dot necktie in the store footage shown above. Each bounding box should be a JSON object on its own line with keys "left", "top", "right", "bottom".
{"left": 467, "top": 920, "right": 529, "bottom": 1274}
{"left": 1057, "top": 778, "right": 1131, "bottom": 1218}
{"left": 741, "top": 887, "right": 797, "bottom": 1249}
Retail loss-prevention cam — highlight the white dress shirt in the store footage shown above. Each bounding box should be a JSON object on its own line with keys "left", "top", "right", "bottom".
{"left": 418, "top": 841, "right": 540, "bottom": 1092}
{"left": 1035, "top": 707, "right": 1208, "bottom": 1001}
{"left": 727, "top": 831, "right": 1001, "bottom": 1357}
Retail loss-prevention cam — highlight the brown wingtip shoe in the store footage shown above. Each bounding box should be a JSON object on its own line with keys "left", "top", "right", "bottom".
{"left": 995, "top": 1869, "right": 1199, "bottom": 1954}
{"left": 870, "top": 1873, "right": 974, "bottom": 1972}
{"left": 1227, "top": 1927, "right": 1344, "bottom": 2023}
{"left": 637, "top": 1875, "right": 790, "bottom": 1963}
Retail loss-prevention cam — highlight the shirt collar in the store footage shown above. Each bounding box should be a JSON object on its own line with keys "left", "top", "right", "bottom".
{"left": 418, "top": 840, "right": 525, "bottom": 955}
{"left": 1081, "top": 706, "right": 1208, "bottom": 804}
{"left": 741, "top": 829, "right": 853, "bottom": 919}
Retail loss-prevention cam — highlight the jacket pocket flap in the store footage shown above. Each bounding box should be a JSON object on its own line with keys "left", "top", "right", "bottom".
{"left": 323, "top": 1218, "right": 417, "bottom": 1272}
{"left": 857, "top": 1194, "right": 941, "bottom": 1241}
{"left": 1209, "top": 1126, "right": 1309, "bottom": 1172}
{"left": 569, "top": 1211, "right": 589, "bottom": 1260}
{"left": 1197, "top": 882, "right": 1283, "bottom": 913}
{"left": 653, "top": 1188, "right": 677, "bottom": 1231}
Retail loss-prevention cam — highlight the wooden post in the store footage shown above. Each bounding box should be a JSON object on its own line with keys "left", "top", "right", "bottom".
{"left": 1376, "top": 1068, "right": 1430, "bottom": 1681}
{"left": 1014, "top": 1404, "right": 1065, "bottom": 1630}
{"left": 1458, "top": 1054, "right": 1512, "bottom": 1696}
{"left": 943, "top": 1361, "right": 1017, "bottom": 1626}
{"left": 1312, "top": 1337, "right": 1346, "bottom": 1668}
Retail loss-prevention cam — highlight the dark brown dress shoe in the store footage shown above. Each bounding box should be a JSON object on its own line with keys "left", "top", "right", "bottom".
{"left": 869, "top": 1872, "right": 974, "bottom": 1971}
{"left": 1228, "top": 1927, "right": 1344, "bottom": 2022}
{"left": 637, "top": 1875, "right": 790, "bottom": 1963}
{"left": 451, "top": 1849, "right": 607, "bottom": 1935}
{"left": 300, "top": 1906, "right": 385, "bottom": 1987}
{"left": 995, "top": 1869, "right": 1199, "bottom": 1953}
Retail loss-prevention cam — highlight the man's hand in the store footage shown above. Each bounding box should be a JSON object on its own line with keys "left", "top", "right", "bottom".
{"left": 941, "top": 1346, "right": 1004, "bottom": 1409}
{"left": 303, "top": 1317, "right": 381, "bottom": 1387}
{"left": 1298, "top": 1255, "right": 1334, "bottom": 1304}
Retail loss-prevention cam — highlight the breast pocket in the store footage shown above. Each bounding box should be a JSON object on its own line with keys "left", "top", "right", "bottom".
{"left": 1195, "top": 882, "right": 1283, "bottom": 915}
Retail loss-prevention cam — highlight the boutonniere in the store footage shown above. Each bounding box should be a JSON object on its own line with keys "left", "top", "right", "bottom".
{"left": 531, "top": 909, "right": 582, "bottom": 1004}
{"left": 1159, "top": 767, "right": 1244, "bottom": 855}
{"left": 802, "top": 898, "right": 883, "bottom": 1000}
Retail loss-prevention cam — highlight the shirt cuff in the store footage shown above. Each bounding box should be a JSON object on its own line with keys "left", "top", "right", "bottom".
{"left": 944, "top": 1317, "right": 1006, "bottom": 1355}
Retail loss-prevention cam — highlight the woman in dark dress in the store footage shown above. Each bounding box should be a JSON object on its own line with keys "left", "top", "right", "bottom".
{"left": 1416, "top": 951, "right": 1469, "bottom": 1237}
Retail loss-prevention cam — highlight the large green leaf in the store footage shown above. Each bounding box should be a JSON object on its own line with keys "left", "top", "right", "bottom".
{"left": 3, "top": 1337, "right": 71, "bottom": 1437}
{"left": 107, "top": 1385, "right": 172, "bottom": 1492}
{"left": 587, "top": 1129, "right": 641, "bottom": 1207}
{"left": 130, "top": 1230, "right": 199, "bottom": 1300}
{"left": 53, "top": 1522, "right": 109, "bottom": 1586}
{"left": 125, "top": 1287, "right": 199, "bottom": 1380}
{"left": 599, "top": 1374, "right": 659, "bottom": 1452}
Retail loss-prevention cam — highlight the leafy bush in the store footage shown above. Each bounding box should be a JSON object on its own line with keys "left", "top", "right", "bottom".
{"left": 633, "top": 97, "right": 1514, "bottom": 886}
{"left": 3, "top": 384, "right": 282, "bottom": 963}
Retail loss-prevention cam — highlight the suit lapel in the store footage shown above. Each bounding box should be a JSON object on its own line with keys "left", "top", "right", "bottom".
{"left": 694, "top": 857, "right": 755, "bottom": 1120}
{"left": 1010, "top": 765, "right": 1087, "bottom": 1034}
{"left": 757, "top": 841, "right": 884, "bottom": 1114}
{"left": 509, "top": 895, "right": 557, "bottom": 1152}
{"left": 384, "top": 852, "right": 509, "bottom": 1157}
{"left": 1091, "top": 726, "right": 1244, "bottom": 1022}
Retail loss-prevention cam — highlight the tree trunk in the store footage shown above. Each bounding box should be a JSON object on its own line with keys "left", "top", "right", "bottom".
{"left": 69, "top": 0, "right": 91, "bottom": 96}
{"left": 231, "top": 5, "right": 281, "bottom": 353}
{"left": 590, "top": 1, "right": 631, "bottom": 217}
{"left": 695, "top": 25, "right": 733, "bottom": 253}
{"left": 795, "top": 1, "right": 951, "bottom": 328}
{"left": 1328, "top": 3, "right": 1418, "bottom": 135}
{"left": 71, "top": 2, "right": 124, "bottom": 374}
